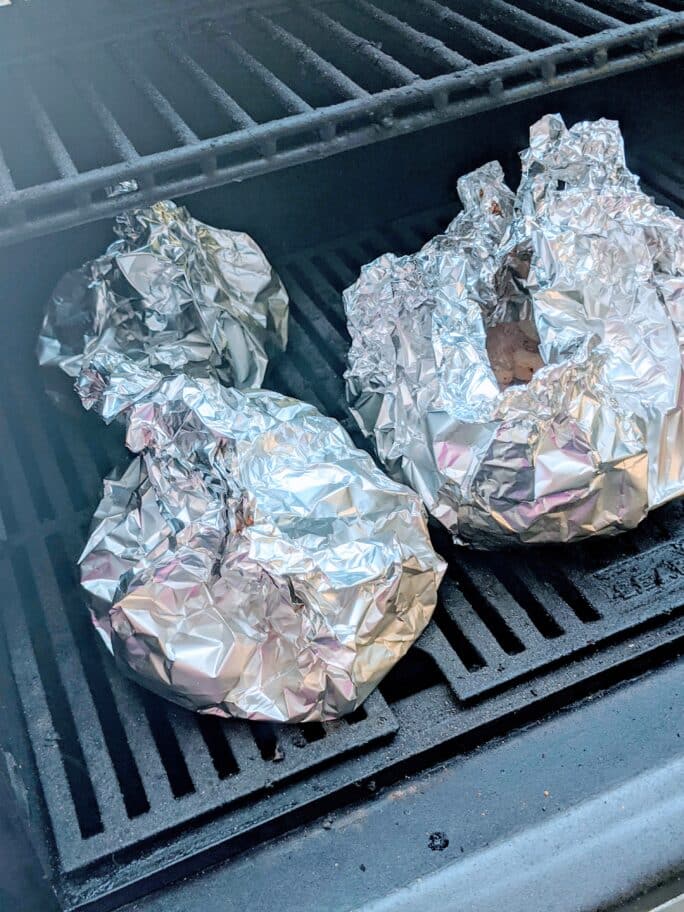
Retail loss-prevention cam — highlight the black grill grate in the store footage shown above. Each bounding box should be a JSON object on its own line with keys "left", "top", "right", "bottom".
{"left": 0, "top": 156, "right": 683, "bottom": 909}
{"left": 0, "top": 0, "right": 683, "bottom": 245}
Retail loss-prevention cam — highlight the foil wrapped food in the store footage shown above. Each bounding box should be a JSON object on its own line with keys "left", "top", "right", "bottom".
{"left": 38, "top": 199, "right": 289, "bottom": 404}
{"left": 344, "top": 115, "right": 684, "bottom": 547}
{"left": 39, "top": 201, "right": 445, "bottom": 722}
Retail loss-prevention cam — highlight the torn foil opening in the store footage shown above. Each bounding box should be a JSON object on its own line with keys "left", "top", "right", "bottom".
{"left": 39, "top": 201, "right": 445, "bottom": 722}
{"left": 344, "top": 115, "right": 684, "bottom": 547}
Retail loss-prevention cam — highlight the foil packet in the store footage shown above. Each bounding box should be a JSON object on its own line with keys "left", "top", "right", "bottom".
{"left": 39, "top": 201, "right": 445, "bottom": 722}
{"left": 344, "top": 115, "right": 684, "bottom": 547}
{"left": 38, "top": 199, "right": 289, "bottom": 408}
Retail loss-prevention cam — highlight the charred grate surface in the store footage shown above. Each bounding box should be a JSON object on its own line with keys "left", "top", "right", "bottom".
{"left": 0, "top": 0, "right": 683, "bottom": 246}
{"left": 0, "top": 170, "right": 684, "bottom": 910}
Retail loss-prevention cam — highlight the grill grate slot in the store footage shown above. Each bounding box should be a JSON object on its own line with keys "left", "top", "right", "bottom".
{"left": 344, "top": 706, "right": 367, "bottom": 724}
{"left": 351, "top": 0, "right": 474, "bottom": 71}
{"left": 494, "top": 567, "right": 565, "bottom": 639}
{"left": 434, "top": 603, "right": 488, "bottom": 672}
{"left": 197, "top": 717, "right": 240, "bottom": 780}
{"left": 140, "top": 694, "right": 196, "bottom": 799}
{"left": 8, "top": 548, "right": 104, "bottom": 838}
{"left": 298, "top": 723, "right": 327, "bottom": 743}
{"left": 250, "top": 11, "right": 370, "bottom": 101}
{"left": 58, "top": 58, "right": 140, "bottom": 165}
{"left": 207, "top": 26, "right": 313, "bottom": 118}
{"left": 416, "top": 0, "right": 526, "bottom": 58}
{"left": 449, "top": 564, "right": 526, "bottom": 656}
{"left": 379, "top": 647, "right": 445, "bottom": 703}
{"left": 45, "top": 534, "right": 151, "bottom": 820}
{"left": 251, "top": 722, "right": 281, "bottom": 762}
{"left": 109, "top": 42, "right": 199, "bottom": 146}
{"left": 302, "top": 4, "right": 419, "bottom": 87}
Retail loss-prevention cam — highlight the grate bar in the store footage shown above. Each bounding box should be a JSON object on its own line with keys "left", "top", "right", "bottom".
{"left": 209, "top": 27, "right": 313, "bottom": 115}
{"left": 412, "top": 0, "right": 526, "bottom": 57}
{"left": 223, "top": 723, "right": 262, "bottom": 772}
{"left": 517, "top": 0, "right": 624, "bottom": 30}
{"left": 510, "top": 563, "right": 586, "bottom": 635}
{"left": 456, "top": 562, "right": 546, "bottom": 651}
{"left": 418, "top": 621, "right": 480, "bottom": 684}
{"left": 22, "top": 80, "right": 79, "bottom": 179}
{"left": 1, "top": 559, "right": 93, "bottom": 849}
{"left": 597, "top": 0, "right": 673, "bottom": 18}
{"left": 250, "top": 11, "right": 370, "bottom": 100}
{"left": 0, "top": 144, "right": 16, "bottom": 197}
{"left": 156, "top": 31, "right": 257, "bottom": 131}
{"left": 467, "top": 0, "right": 576, "bottom": 44}
{"left": 164, "top": 711, "right": 222, "bottom": 795}
{"left": 352, "top": 0, "right": 473, "bottom": 70}
{"left": 280, "top": 263, "right": 351, "bottom": 357}
{"left": 108, "top": 43, "right": 199, "bottom": 146}
{"left": 58, "top": 60, "right": 140, "bottom": 164}
{"left": 302, "top": 3, "right": 420, "bottom": 84}
{"left": 16, "top": 547, "right": 127, "bottom": 832}
{"left": 439, "top": 584, "right": 507, "bottom": 668}
{"left": 98, "top": 658, "right": 176, "bottom": 806}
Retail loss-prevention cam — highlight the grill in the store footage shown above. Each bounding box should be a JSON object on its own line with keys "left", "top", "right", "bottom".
{"left": 0, "top": 0, "right": 683, "bottom": 245}
{"left": 2, "top": 70, "right": 684, "bottom": 904}
{"left": 1, "top": 5, "right": 684, "bottom": 911}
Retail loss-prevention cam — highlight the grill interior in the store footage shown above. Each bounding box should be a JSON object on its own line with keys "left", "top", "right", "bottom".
{"left": 0, "top": 43, "right": 683, "bottom": 912}
{"left": 0, "top": 0, "right": 683, "bottom": 245}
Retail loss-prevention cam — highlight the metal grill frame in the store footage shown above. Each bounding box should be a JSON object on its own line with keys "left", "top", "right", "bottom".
{"left": 0, "top": 1, "right": 683, "bottom": 246}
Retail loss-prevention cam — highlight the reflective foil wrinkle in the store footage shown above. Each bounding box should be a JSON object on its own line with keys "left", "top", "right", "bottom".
{"left": 38, "top": 200, "right": 289, "bottom": 409}
{"left": 39, "top": 202, "right": 445, "bottom": 721}
{"left": 344, "top": 115, "right": 684, "bottom": 547}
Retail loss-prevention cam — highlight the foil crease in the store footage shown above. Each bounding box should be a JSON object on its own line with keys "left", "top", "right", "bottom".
{"left": 39, "top": 202, "right": 445, "bottom": 722}
{"left": 344, "top": 115, "right": 684, "bottom": 547}
{"left": 38, "top": 199, "right": 289, "bottom": 414}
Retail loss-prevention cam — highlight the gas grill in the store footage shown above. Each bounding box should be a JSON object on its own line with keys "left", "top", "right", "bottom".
{"left": 0, "top": 3, "right": 683, "bottom": 911}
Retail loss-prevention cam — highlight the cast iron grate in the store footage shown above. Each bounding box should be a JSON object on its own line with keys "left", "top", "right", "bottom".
{"left": 1, "top": 163, "right": 684, "bottom": 911}
{"left": 0, "top": 0, "right": 683, "bottom": 246}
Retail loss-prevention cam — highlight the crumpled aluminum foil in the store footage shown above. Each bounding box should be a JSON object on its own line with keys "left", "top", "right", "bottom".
{"left": 38, "top": 199, "right": 289, "bottom": 412}
{"left": 344, "top": 115, "right": 684, "bottom": 547}
{"left": 39, "top": 201, "right": 445, "bottom": 722}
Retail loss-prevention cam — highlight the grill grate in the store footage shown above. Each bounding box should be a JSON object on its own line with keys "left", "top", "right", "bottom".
{"left": 0, "top": 0, "right": 683, "bottom": 245}
{"left": 1, "top": 158, "right": 683, "bottom": 909}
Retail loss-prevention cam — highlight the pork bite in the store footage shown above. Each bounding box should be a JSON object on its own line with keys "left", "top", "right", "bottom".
{"left": 485, "top": 319, "right": 543, "bottom": 389}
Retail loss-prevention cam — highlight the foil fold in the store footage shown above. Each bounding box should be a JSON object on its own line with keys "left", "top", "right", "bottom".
{"left": 39, "top": 201, "right": 445, "bottom": 721}
{"left": 38, "top": 199, "right": 289, "bottom": 414}
{"left": 344, "top": 115, "right": 684, "bottom": 547}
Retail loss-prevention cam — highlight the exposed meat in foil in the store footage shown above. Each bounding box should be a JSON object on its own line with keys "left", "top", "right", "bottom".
{"left": 38, "top": 201, "right": 445, "bottom": 721}
{"left": 344, "top": 115, "right": 684, "bottom": 547}
{"left": 486, "top": 320, "right": 543, "bottom": 389}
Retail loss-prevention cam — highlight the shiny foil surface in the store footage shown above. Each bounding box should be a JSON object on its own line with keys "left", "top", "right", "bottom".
{"left": 38, "top": 202, "right": 445, "bottom": 722}
{"left": 344, "top": 115, "right": 684, "bottom": 547}
{"left": 38, "top": 199, "right": 289, "bottom": 410}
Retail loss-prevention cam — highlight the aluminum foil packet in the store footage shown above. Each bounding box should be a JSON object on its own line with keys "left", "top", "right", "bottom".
{"left": 38, "top": 199, "right": 289, "bottom": 409}
{"left": 39, "top": 201, "right": 445, "bottom": 722}
{"left": 344, "top": 114, "right": 684, "bottom": 547}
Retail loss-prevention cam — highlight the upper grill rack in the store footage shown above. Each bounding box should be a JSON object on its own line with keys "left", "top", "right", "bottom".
{"left": 0, "top": 0, "right": 683, "bottom": 246}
